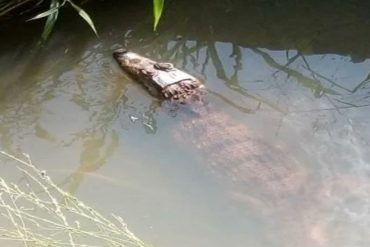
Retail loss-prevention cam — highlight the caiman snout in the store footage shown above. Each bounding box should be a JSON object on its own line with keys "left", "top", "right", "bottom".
{"left": 113, "top": 49, "right": 204, "bottom": 101}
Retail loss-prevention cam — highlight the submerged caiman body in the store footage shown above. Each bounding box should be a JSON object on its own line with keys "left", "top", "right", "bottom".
{"left": 113, "top": 48, "right": 334, "bottom": 245}
{"left": 113, "top": 48, "right": 310, "bottom": 209}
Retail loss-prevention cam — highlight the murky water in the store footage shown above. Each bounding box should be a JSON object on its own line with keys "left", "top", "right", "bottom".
{"left": 1, "top": 0, "right": 370, "bottom": 246}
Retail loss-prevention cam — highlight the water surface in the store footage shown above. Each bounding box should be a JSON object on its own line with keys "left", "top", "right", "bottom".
{"left": 1, "top": 1, "right": 370, "bottom": 246}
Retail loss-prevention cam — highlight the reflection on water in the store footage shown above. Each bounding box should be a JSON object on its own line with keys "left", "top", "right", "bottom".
{"left": 1, "top": 0, "right": 370, "bottom": 246}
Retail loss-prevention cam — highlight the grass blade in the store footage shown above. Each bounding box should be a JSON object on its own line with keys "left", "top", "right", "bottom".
{"left": 68, "top": 0, "right": 98, "bottom": 36}
{"left": 28, "top": 5, "right": 60, "bottom": 21}
{"left": 153, "top": 0, "right": 164, "bottom": 31}
{"left": 41, "top": 0, "right": 59, "bottom": 41}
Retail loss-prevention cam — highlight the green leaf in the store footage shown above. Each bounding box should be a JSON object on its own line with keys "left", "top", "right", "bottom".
{"left": 28, "top": 5, "right": 60, "bottom": 21}
{"left": 68, "top": 0, "right": 98, "bottom": 37}
{"left": 153, "top": 0, "right": 164, "bottom": 31}
{"left": 41, "top": 0, "right": 59, "bottom": 41}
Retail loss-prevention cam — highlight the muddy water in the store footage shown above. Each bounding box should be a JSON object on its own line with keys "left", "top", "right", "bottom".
{"left": 1, "top": 0, "right": 370, "bottom": 246}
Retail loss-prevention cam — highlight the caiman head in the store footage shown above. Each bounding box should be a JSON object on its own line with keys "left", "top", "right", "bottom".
{"left": 113, "top": 48, "right": 204, "bottom": 102}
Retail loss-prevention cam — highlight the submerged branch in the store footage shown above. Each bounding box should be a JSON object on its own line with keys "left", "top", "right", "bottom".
{"left": 252, "top": 48, "right": 339, "bottom": 97}
{"left": 287, "top": 103, "right": 370, "bottom": 114}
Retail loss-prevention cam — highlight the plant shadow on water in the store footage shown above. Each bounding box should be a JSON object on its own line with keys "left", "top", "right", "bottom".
{"left": 1, "top": 0, "right": 370, "bottom": 247}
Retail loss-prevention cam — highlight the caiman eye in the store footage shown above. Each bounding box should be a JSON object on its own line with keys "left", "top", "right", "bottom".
{"left": 154, "top": 62, "right": 174, "bottom": 71}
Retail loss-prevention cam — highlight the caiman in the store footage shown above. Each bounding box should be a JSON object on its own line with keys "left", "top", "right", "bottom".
{"left": 113, "top": 48, "right": 332, "bottom": 246}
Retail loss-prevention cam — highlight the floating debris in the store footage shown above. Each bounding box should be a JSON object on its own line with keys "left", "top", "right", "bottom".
{"left": 129, "top": 115, "right": 139, "bottom": 122}
{"left": 143, "top": 122, "right": 154, "bottom": 131}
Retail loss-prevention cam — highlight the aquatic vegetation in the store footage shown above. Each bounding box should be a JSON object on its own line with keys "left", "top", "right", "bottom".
{"left": 0, "top": 0, "right": 165, "bottom": 40}
{"left": 0, "top": 151, "right": 149, "bottom": 247}
{"left": 153, "top": 0, "right": 164, "bottom": 30}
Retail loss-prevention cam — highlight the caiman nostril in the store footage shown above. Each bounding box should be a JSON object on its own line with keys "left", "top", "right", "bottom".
{"left": 113, "top": 48, "right": 128, "bottom": 58}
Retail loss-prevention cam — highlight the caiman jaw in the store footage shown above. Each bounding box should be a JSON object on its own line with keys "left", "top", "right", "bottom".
{"left": 113, "top": 48, "right": 204, "bottom": 101}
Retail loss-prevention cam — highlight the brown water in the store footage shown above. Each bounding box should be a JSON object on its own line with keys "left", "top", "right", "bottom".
{"left": 1, "top": 0, "right": 370, "bottom": 246}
